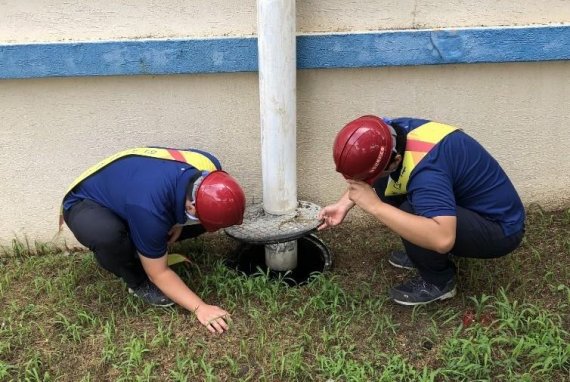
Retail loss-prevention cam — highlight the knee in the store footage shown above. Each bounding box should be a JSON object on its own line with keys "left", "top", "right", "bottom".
{"left": 91, "top": 229, "right": 134, "bottom": 268}
{"left": 96, "top": 229, "right": 129, "bottom": 250}
{"left": 83, "top": 223, "right": 130, "bottom": 252}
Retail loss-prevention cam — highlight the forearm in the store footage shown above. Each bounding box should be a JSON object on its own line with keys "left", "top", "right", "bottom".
{"left": 148, "top": 269, "right": 204, "bottom": 312}
{"left": 368, "top": 201, "right": 454, "bottom": 253}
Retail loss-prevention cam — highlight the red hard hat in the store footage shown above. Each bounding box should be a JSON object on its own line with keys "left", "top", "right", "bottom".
{"left": 194, "top": 171, "right": 246, "bottom": 232}
{"left": 333, "top": 115, "right": 395, "bottom": 182}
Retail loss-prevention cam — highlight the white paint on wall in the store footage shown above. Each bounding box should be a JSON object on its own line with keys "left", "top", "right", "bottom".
{"left": 1, "top": 0, "right": 569, "bottom": 42}
{"left": 1, "top": 62, "right": 569, "bottom": 242}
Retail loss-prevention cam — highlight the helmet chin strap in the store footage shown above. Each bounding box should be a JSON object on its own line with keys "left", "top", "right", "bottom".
{"left": 183, "top": 215, "right": 202, "bottom": 226}
{"left": 185, "top": 210, "right": 200, "bottom": 222}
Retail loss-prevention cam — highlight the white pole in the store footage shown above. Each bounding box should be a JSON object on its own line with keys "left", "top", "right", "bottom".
{"left": 258, "top": 0, "right": 297, "bottom": 215}
{"left": 258, "top": 0, "right": 298, "bottom": 271}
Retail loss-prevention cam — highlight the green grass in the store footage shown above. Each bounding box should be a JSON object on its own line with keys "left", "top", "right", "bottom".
{"left": 0, "top": 208, "right": 569, "bottom": 381}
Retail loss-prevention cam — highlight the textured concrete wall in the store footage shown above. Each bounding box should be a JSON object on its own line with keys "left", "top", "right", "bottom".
{"left": 1, "top": 0, "right": 569, "bottom": 42}
{"left": 1, "top": 61, "right": 569, "bottom": 242}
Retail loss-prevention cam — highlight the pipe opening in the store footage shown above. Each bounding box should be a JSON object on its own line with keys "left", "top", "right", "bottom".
{"left": 225, "top": 234, "right": 333, "bottom": 286}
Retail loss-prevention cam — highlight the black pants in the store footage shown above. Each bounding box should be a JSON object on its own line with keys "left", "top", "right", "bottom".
{"left": 64, "top": 199, "right": 205, "bottom": 289}
{"left": 373, "top": 177, "right": 524, "bottom": 288}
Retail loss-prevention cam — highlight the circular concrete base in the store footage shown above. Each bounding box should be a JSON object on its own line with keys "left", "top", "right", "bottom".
{"left": 224, "top": 201, "right": 322, "bottom": 244}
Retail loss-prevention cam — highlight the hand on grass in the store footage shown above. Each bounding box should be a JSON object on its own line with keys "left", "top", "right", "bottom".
{"left": 194, "top": 304, "right": 231, "bottom": 334}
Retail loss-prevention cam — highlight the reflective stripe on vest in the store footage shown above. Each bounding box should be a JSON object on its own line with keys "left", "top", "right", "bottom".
{"left": 385, "top": 122, "right": 458, "bottom": 196}
{"left": 59, "top": 147, "right": 218, "bottom": 227}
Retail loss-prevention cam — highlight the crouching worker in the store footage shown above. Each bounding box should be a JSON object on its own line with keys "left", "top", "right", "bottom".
{"left": 60, "top": 147, "right": 245, "bottom": 333}
{"left": 318, "top": 116, "right": 525, "bottom": 306}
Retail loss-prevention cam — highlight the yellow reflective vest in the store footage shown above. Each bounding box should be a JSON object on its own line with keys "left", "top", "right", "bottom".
{"left": 59, "top": 147, "right": 218, "bottom": 227}
{"left": 385, "top": 122, "right": 458, "bottom": 196}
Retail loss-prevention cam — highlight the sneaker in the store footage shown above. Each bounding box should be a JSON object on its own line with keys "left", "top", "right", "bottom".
{"left": 128, "top": 281, "right": 174, "bottom": 307}
{"left": 388, "top": 250, "right": 416, "bottom": 270}
{"left": 389, "top": 276, "right": 456, "bottom": 306}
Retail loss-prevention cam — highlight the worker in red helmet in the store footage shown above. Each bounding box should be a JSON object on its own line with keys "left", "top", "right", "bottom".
{"left": 319, "top": 116, "right": 525, "bottom": 306}
{"left": 61, "top": 147, "right": 245, "bottom": 333}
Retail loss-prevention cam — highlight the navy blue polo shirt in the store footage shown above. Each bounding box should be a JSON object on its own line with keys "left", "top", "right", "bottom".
{"left": 386, "top": 118, "right": 525, "bottom": 236}
{"left": 63, "top": 150, "right": 221, "bottom": 258}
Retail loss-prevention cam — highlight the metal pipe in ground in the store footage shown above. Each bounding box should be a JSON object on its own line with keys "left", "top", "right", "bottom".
{"left": 257, "top": 0, "right": 298, "bottom": 271}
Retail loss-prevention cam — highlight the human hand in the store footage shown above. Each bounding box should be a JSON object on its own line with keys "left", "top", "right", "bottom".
{"left": 346, "top": 179, "right": 381, "bottom": 214}
{"left": 168, "top": 225, "right": 183, "bottom": 244}
{"left": 194, "top": 304, "right": 231, "bottom": 334}
{"left": 317, "top": 203, "right": 349, "bottom": 230}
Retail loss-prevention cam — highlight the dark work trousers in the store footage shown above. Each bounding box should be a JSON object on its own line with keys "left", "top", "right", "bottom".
{"left": 373, "top": 176, "right": 524, "bottom": 289}
{"left": 63, "top": 199, "right": 205, "bottom": 289}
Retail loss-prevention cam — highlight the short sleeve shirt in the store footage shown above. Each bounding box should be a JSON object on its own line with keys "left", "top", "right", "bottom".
{"left": 387, "top": 118, "right": 525, "bottom": 236}
{"left": 63, "top": 150, "right": 222, "bottom": 257}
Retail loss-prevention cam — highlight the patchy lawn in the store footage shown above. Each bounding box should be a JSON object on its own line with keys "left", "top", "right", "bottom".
{"left": 1, "top": 206, "right": 569, "bottom": 381}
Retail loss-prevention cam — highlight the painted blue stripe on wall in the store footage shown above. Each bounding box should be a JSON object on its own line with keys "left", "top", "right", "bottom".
{"left": 1, "top": 25, "right": 569, "bottom": 79}
{"left": 299, "top": 26, "right": 570, "bottom": 68}
{"left": 0, "top": 38, "right": 258, "bottom": 79}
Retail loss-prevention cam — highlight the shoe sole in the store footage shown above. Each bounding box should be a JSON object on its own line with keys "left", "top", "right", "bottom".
{"left": 388, "top": 259, "right": 416, "bottom": 270}
{"left": 392, "top": 287, "right": 457, "bottom": 306}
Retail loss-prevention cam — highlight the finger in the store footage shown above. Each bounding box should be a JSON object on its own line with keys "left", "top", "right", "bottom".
{"left": 204, "top": 316, "right": 221, "bottom": 332}
{"left": 218, "top": 312, "right": 232, "bottom": 322}
{"left": 210, "top": 319, "right": 225, "bottom": 333}
{"left": 205, "top": 323, "right": 216, "bottom": 334}
{"left": 217, "top": 317, "right": 229, "bottom": 331}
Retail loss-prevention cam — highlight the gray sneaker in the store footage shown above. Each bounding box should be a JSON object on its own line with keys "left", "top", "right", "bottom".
{"left": 389, "top": 276, "right": 456, "bottom": 306}
{"left": 128, "top": 281, "right": 174, "bottom": 307}
{"left": 388, "top": 250, "right": 416, "bottom": 270}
